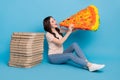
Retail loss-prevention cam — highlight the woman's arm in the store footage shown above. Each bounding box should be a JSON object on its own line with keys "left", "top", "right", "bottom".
{"left": 60, "top": 26, "right": 78, "bottom": 33}
{"left": 52, "top": 24, "right": 74, "bottom": 45}
{"left": 60, "top": 27, "right": 68, "bottom": 33}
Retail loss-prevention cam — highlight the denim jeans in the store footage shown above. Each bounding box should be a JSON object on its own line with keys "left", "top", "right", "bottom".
{"left": 48, "top": 42, "right": 88, "bottom": 68}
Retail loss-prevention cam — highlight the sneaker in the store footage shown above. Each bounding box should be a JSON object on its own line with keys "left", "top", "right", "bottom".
{"left": 88, "top": 63, "right": 105, "bottom": 72}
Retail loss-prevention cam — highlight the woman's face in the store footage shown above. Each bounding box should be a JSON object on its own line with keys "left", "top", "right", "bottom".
{"left": 50, "top": 17, "right": 58, "bottom": 28}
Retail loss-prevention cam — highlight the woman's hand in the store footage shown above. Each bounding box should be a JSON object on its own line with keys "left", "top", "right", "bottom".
{"left": 72, "top": 28, "right": 78, "bottom": 32}
{"left": 68, "top": 24, "right": 74, "bottom": 33}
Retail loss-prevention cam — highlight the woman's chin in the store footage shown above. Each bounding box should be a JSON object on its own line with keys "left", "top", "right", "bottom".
{"left": 55, "top": 26, "right": 58, "bottom": 28}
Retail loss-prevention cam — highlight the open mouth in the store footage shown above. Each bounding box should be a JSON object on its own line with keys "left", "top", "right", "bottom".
{"left": 55, "top": 24, "right": 58, "bottom": 26}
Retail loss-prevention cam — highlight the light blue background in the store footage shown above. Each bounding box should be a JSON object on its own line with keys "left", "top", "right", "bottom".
{"left": 0, "top": 0, "right": 120, "bottom": 80}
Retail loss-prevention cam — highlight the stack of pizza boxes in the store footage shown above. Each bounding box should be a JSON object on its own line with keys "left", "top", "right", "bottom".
{"left": 9, "top": 32, "right": 44, "bottom": 68}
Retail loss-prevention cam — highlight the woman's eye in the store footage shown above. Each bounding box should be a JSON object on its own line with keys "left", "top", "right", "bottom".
{"left": 52, "top": 21, "right": 54, "bottom": 23}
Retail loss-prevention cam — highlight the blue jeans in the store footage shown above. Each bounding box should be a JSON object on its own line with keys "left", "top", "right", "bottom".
{"left": 48, "top": 42, "right": 88, "bottom": 68}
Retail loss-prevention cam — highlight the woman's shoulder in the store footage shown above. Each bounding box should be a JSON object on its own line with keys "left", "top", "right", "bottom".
{"left": 46, "top": 32, "right": 51, "bottom": 35}
{"left": 45, "top": 32, "right": 54, "bottom": 41}
{"left": 46, "top": 32, "right": 54, "bottom": 37}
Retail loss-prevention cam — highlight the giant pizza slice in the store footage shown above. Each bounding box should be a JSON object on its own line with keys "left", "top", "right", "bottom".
{"left": 59, "top": 5, "right": 100, "bottom": 31}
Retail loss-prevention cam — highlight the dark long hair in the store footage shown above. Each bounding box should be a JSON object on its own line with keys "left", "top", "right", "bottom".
{"left": 43, "top": 16, "right": 63, "bottom": 39}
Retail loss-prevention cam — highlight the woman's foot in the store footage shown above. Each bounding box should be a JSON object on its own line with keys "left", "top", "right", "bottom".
{"left": 88, "top": 63, "right": 105, "bottom": 72}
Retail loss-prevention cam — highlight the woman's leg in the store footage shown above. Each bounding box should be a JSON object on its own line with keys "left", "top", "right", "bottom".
{"left": 48, "top": 53, "right": 105, "bottom": 71}
{"left": 63, "top": 42, "right": 87, "bottom": 60}
{"left": 48, "top": 53, "right": 88, "bottom": 68}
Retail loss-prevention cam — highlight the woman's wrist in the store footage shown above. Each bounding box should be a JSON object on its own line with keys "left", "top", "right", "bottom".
{"left": 67, "top": 30, "right": 72, "bottom": 34}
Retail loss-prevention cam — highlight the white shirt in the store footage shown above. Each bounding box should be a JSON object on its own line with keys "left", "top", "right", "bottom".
{"left": 46, "top": 32, "right": 63, "bottom": 55}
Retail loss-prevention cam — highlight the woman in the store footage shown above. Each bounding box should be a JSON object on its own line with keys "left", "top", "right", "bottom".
{"left": 43, "top": 16, "right": 105, "bottom": 72}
